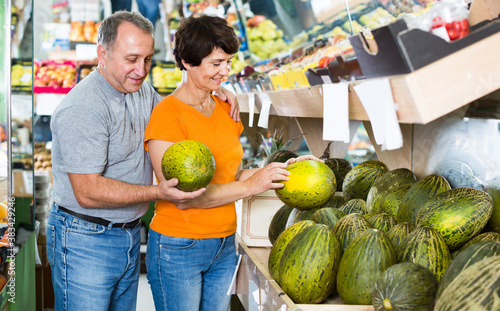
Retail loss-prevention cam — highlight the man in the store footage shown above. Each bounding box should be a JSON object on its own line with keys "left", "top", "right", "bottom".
{"left": 47, "top": 11, "right": 238, "bottom": 311}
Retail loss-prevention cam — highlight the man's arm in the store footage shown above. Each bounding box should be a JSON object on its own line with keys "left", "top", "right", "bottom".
{"left": 68, "top": 172, "right": 205, "bottom": 208}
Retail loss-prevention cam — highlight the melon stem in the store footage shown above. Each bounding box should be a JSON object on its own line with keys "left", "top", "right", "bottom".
{"left": 383, "top": 298, "right": 392, "bottom": 309}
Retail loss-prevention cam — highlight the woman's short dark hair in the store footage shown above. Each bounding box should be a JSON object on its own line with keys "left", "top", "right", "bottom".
{"left": 173, "top": 15, "right": 240, "bottom": 70}
{"left": 97, "top": 11, "right": 154, "bottom": 52}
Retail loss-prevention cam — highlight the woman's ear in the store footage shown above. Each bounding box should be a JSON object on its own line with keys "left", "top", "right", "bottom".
{"left": 181, "top": 59, "right": 191, "bottom": 70}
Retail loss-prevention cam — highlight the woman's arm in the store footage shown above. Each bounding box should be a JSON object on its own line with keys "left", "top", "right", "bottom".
{"left": 148, "top": 139, "right": 290, "bottom": 210}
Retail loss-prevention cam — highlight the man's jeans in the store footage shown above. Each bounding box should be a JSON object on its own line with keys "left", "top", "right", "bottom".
{"left": 47, "top": 205, "right": 141, "bottom": 311}
{"left": 146, "top": 229, "right": 237, "bottom": 311}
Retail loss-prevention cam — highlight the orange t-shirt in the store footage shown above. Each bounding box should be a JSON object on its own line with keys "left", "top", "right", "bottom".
{"left": 144, "top": 95, "right": 244, "bottom": 239}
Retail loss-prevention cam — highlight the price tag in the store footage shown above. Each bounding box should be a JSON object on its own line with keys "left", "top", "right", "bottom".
{"left": 257, "top": 93, "right": 272, "bottom": 129}
{"left": 353, "top": 78, "right": 403, "bottom": 150}
{"left": 322, "top": 83, "right": 350, "bottom": 142}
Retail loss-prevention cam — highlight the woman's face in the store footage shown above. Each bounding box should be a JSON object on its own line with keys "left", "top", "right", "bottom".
{"left": 184, "top": 47, "right": 234, "bottom": 92}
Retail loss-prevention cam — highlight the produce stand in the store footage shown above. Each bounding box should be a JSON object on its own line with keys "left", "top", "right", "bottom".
{"left": 236, "top": 30, "right": 500, "bottom": 125}
{"left": 235, "top": 235, "right": 374, "bottom": 311}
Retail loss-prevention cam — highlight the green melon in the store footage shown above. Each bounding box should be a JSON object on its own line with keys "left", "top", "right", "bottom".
{"left": 451, "top": 232, "right": 500, "bottom": 259}
{"left": 397, "top": 226, "right": 451, "bottom": 282}
{"left": 379, "top": 184, "right": 412, "bottom": 218}
{"left": 260, "top": 149, "right": 298, "bottom": 167}
{"left": 416, "top": 187, "right": 493, "bottom": 250}
{"left": 268, "top": 204, "right": 294, "bottom": 245}
{"left": 332, "top": 213, "right": 372, "bottom": 253}
{"left": 161, "top": 140, "right": 215, "bottom": 192}
{"left": 312, "top": 207, "right": 345, "bottom": 229}
{"left": 337, "top": 229, "right": 397, "bottom": 305}
{"left": 434, "top": 256, "right": 500, "bottom": 311}
{"left": 396, "top": 174, "right": 451, "bottom": 225}
{"left": 366, "top": 213, "right": 397, "bottom": 234}
{"left": 275, "top": 160, "right": 336, "bottom": 210}
{"left": 437, "top": 240, "right": 500, "bottom": 299}
{"left": 486, "top": 178, "right": 500, "bottom": 232}
{"left": 340, "top": 198, "right": 368, "bottom": 215}
{"left": 268, "top": 220, "right": 315, "bottom": 283}
{"left": 387, "top": 222, "right": 415, "bottom": 251}
{"left": 324, "top": 158, "right": 353, "bottom": 191}
{"left": 372, "top": 262, "right": 438, "bottom": 311}
{"left": 323, "top": 195, "right": 345, "bottom": 209}
{"left": 342, "top": 160, "right": 389, "bottom": 201}
{"left": 366, "top": 168, "right": 417, "bottom": 214}
{"left": 293, "top": 206, "right": 323, "bottom": 223}
{"left": 279, "top": 224, "right": 342, "bottom": 304}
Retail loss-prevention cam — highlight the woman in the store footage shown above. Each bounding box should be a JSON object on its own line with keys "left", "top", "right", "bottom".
{"left": 144, "top": 15, "right": 314, "bottom": 311}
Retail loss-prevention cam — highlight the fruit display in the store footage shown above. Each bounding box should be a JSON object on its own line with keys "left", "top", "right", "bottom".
{"left": 70, "top": 20, "right": 99, "bottom": 43}
{"left": 161, "top": 140, "right": 215, "bottom": 192}
{"left": 246, "top": 16, "right": 289, "bottom": 61}
{"left": 11, "top": 60, "right": 33, "bottom": 92}
{"left": 34, "top": 61, "right": 77, "bottom": 93}
{"left": 150, "top": 61, "right": 183, "bottom": 94}
{"left": 263, "top": 157, "right": 500, "bottom": 307}
{"left": 34, "top": 142, "right": 52, "bottom": 172}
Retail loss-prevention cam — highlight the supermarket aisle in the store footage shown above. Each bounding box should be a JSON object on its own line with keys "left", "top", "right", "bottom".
{"left": 137, "top": 273, "right": 155, "bottom": 310}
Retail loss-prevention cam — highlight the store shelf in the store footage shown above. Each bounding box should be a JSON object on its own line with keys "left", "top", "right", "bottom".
{"left": 236, "top": 235, "right": 374, "bottom": 311}
{"left": 236, "top": 31, "right": 500, "bottom": 125}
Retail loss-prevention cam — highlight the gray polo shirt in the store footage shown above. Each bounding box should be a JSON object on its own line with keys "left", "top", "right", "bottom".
{"left": 50, "top": 70, "right": 162, "bottom": 222}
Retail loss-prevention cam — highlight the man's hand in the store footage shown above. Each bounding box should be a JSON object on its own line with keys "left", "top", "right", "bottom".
{"left": 215, "top": 87, "right": 240, "bottom": 122}
{"left": 285, "top": 155, "right": 324, "bottom": 166}
{"left": 157, "top": 178, "right": 206, "bottom": 203}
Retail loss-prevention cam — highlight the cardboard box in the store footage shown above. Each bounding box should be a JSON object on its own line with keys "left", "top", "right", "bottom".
{"left": 469, "top": 0, "right": 500, "bottom": 26}
{"left": 240, "top": 190, "right": 284, "bottom": 247}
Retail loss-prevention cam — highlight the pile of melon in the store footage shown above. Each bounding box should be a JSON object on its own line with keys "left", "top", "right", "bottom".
{"left": 267, "top": 159, "right": 500, "bottom": 310}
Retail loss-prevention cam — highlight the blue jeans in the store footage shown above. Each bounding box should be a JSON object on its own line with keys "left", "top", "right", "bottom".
{"left": 146, "top": 229, "right": 237, "bottom": 311}
{"left": 46, "top": 205, "right": 141, "bottom": 311}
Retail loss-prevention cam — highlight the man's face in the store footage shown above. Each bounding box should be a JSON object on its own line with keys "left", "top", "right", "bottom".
{"left": 98, "top": 21, "right": 154, "bottom": 94}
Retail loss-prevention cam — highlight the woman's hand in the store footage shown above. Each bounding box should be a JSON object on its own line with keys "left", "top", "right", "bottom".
{"left": 285, "top": 155, "right": 324, "bottom": 165}
{"left": 242, "top": 162, "right": 290, "bottom": 194}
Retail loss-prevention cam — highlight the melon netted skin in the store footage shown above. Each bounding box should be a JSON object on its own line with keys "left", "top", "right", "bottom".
{"left": 275, "top": 160, "right": 336, "bottom": 210}
{"left": 161, "top": 140, "right": 215, "bottom": 192}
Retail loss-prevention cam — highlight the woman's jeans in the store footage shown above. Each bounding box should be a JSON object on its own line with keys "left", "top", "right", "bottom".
{"left": 146, "top": 229, "right": 237, "bottom": 311}
{"left": 46, "top": 205, "right": 141, "bottom": 311}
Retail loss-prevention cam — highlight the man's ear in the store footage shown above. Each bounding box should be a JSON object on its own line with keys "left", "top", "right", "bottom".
{"left": 97, "top": 45, "right": 107, "bottom": 66}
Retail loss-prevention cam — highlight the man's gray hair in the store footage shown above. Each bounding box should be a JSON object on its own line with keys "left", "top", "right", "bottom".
{"left": 97, "top": 11, "right": 154, "bottom": 51}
